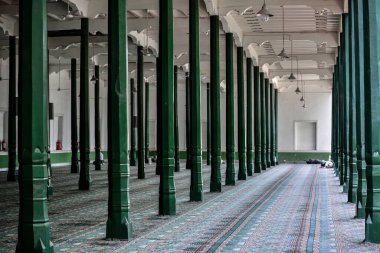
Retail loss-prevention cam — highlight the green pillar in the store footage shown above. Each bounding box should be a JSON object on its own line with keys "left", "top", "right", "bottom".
{"left": 343, "top": 14, "right": 350, "bottom": 193}
{"left": 145, "top": 82, "right": 150, "bottom": 164}
{"left": 106, "top": 0, "right": 133, "bottom": 239}
{"left": 16, "top": 0, "right": 53, "bottom": 251}
{"left": 174, "top": 66, "right": 180, "bottom": 172}
{"left": 332, "top": 66, "right": 338, "bottom": 175}
{"left": 254, "top": 66, "right": 262, "bottom": 173}
{"left": 270, "top": 83, "right": 276, "bottom": 166}
{"left": 225, "top": 33, "right": 236, "bottom": 185}
{"left": 186, "top": 72, "right": 191, "bottom": 170}
{"left": 130, "top": 78, "right": 137, "bottom": 166}
{"left": 363, "top": 0, "right": 380, "bottom": 243}
{"left": 332, "top": 66, "right": 340, "bottom": 176}
{"left": 71, "top": 58, "right": 79, "bottom": 174}
{"left": 156, "top": 57, "right": 162, "bottom": 175}
{"left": 94, "top": 65, "right": 101, "bottom": 171}
{"left": 246, "top": 58, "right": 253, "bottom": 176}
{"left": 353, "top": 0, "right": 366, "bottom": 219}
{"left": 210, "top": 15, "right": 221, "bottom": 192}
{"left": 137, "top": 45, "right": 145, "bottom": 179}
{"left": 275, "top": 89, "right": 279, "bottom": 165}
{"left": 260, "top": 73, "right": 267, "bottom": 170}
{"left": 159, "top": 0, "right": 176, "bottom": 214}
{"left": 206, "top": 82, "right": 211, "bottom": 166}
{"left": 237, "top": 47, "right": 247, "bottom": 180}
{"left": 338, "top": 31, "right": 345, "bottom": 186}
{"left": 265, "top": 79, "right": 271, "bottom": 168}
{"left": 79, "top": 18, "right": 91, "bottom": 190}
{"left": 348, "top": 1, "right": 357, "bottom": 204}
{"left": 189, "top": 0, "right": 203, "bottom": 201}
{"left": 7, "top": 36, "right": 16, "bottom": 181}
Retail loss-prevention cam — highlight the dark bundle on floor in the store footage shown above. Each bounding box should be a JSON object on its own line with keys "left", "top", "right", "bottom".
{"left": 306, "top": 159, "right": 325, "bottom": 165}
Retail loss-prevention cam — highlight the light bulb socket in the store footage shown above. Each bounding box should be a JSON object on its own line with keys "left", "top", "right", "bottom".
{"left": 288, "top": 72, "right": 296, "bottom": 81}
{"left": 91, "top": 75, "right": 98, "bottom": 82}
{"left": 257, "top": 3, "right": 274, "bottom": 19}
{"left": 278, "top": 48, "right": 289, "bottom": 60}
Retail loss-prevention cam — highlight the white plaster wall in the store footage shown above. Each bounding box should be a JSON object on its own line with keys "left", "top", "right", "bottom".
{"left": 278, "top": 92, "right": 332, "bottom": 152}
{"left": 0, "top": 59, "right": 332, "bottom": 155}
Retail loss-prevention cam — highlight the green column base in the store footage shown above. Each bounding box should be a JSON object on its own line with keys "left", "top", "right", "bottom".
{"left": 348, "top": 158, "right": 358, "bottom": 203}
{"left": 262, "top": 162, "right": 267, "bottom": 171}
{"left": 238, "top": 154, "right": 247, "bottom": 180}
{"left": 106, "top": 215, "right": 133, "bottom": 239}
{"left": 210, "top": 180, "right": 222, "bottom": 192}
{"left": 190, "top": 186, "right": 203, "bottom": 201}
{"left": 210, "top": 155, "right": 222, "bottom": 192}
{"left": 16, "top": 225, "right": 54, "bottom": 253}
{"left": 356, "top": 159, "right": 367, "bottom": 219}
{"left": 339, "top": 155, "right": 344, "bottom": 185}
{"left": 159, "top": 182, "right": 176, "bottom": 215}
{"left": 94, "top": 161, "right": 102, "bottom": 171}
{"left": 254, "top": 164, "right": 262, "bottom": 174}
{"left": 225, "top": 160, "right": 235, "bottom": 186}
{"left": 343, "top": 184, "right": 348, "bottom": 193}
{"left": 175, "top": 162, "right": 180, "bottom": 172}
{"left": 247, "top": 163, "right": 253, "bottom": 177}
{"left": 71, "top": 162, "right": 79, "bottom": 173}
{"left": 138, "top": 153, "right": 145, "bottom": 179}
{"left": 365, "top": 213, "right": 380, "bottom": 243}
{"left": 357, "top": 201, "right": 366, "bottom": 219}
{"left": 79, "top": 177, "right": 92, "bottom": 190}
{"left": 130, "top": 151, "right": 136, "bottom": 166}
{"left": 365, "top": 164, "right": 380, "bottom": 243}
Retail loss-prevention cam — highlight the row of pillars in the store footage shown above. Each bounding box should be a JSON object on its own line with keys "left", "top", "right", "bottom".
{"left": 10, "top": 0, "right": 279, "bottom": 252}
{"left": 331, "top": 0, "right": 380, "bottom": 244}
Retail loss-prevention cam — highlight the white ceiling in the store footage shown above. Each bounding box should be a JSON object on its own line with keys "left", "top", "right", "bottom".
{"left": 0, "top": 0, "right": 346, "bottom": 92}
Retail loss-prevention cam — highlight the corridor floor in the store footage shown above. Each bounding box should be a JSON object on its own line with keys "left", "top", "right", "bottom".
{"left": 1, "top": 164, "right": 380, "bottom": 252}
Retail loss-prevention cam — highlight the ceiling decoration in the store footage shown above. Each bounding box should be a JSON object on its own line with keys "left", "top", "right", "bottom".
{"left": 0, "top": 0, "right": 344, "bottom": 92}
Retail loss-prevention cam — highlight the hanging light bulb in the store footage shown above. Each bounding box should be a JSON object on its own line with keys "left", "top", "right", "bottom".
{"left": 288, "top": 40, "right": 296, "bottom": 81}
{"left": 300, "top": 96, "right": 304, "bottom": 102}
{"left": 257, "top": 0, "right": 273, "bottom": 22}
{"left": 141, "top": 9, "right": 153, "bottom": 56}
{"left": 278, "top": 6, "right": 289, "bottom": 60}
{"left": 66, "top": 3, "right": 74, "bottom": 19}
{"left": 295, "top": 86, "right": 301, "bottom": 94}
{"left": 288, "top": 72, "right": 296, "bottom": 81}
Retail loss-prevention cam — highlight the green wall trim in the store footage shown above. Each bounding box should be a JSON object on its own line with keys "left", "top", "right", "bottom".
{"left": 0, "top": 151, "right": 108, "bottom": 169}
{"left": 0, "top": 151, "right": 330, "bottom": 169}
{"left": 278, "top": 152, "right": 330, "bottom": 162}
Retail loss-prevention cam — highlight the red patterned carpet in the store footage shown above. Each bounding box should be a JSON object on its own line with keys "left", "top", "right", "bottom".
{"left": 1, "top": 164, "right": 380, "bottom": 252}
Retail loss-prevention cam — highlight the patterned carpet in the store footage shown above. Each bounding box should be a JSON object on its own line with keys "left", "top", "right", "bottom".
{"left": 1, "top": 163, "right": 380, "bottom": 252}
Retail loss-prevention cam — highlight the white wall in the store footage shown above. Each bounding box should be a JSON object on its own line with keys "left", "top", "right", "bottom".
{"left": 278, "top": 92, "right": 332, "bottom": 152}
{"left": 0, "top": 58, "right": 332, "bottom": 155}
